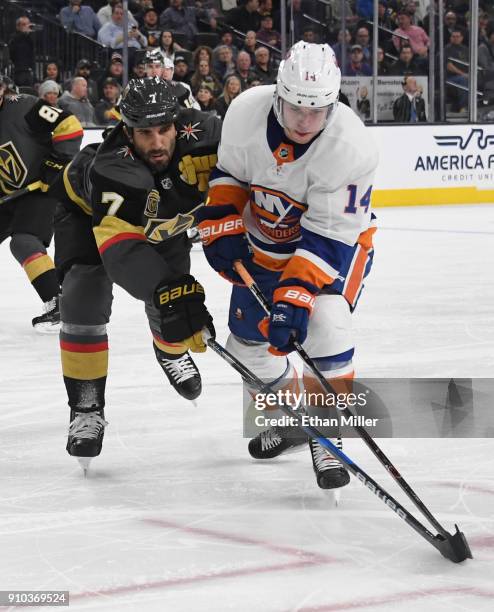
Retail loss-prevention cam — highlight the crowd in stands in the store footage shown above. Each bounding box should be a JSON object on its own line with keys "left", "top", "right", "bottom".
{"left": 4, "top": 0, "right": 494, "bottom": 125}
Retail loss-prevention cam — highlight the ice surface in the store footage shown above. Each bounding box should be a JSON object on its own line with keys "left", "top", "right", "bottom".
{"left": 0, "top": 205, "right": 493, "bottom": 611}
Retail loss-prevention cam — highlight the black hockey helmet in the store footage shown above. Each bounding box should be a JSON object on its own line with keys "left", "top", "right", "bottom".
{"left": 119, "top": 77, "right": 179, "bottom": 128}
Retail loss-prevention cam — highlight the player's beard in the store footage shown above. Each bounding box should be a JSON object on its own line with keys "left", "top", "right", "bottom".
{"left": 139, "top": 142, "right": 175, "bottom": 172}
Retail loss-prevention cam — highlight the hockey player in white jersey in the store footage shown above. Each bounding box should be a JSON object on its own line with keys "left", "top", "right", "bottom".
{"left": 197, "top": 41, "right": 378, "bottom": 489}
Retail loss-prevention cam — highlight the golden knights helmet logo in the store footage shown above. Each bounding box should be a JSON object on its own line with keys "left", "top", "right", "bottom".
{"left": 0, "top": 141, "right": 27, "bottom": 194}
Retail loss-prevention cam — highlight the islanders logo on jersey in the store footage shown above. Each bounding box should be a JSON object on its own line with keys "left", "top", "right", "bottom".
{"left": 250, "top": 185, "right": 306, "bottom": 243}
{"left": 0, "top": 140, "right": 27, "bottom": 194}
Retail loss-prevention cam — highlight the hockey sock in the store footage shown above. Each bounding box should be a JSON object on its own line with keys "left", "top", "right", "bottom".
{"left": 10, "top": 233, "right": 60, "bottom": 302}
{"left": 60, "top": 323, "right": 108, "bottom": 410}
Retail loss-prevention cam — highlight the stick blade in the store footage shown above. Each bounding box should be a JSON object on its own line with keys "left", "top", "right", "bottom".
{"left": 434, "top": 525, "right": 473, "bottom": 563}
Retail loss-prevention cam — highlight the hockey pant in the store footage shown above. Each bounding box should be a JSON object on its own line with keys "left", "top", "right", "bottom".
{"left": 0, "top": 191, "right": 60, "bottom": 303}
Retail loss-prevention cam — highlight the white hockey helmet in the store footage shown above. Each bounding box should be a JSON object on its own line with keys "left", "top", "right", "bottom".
{"left": 274, "top": 41, "right": 341, "bottom": 129}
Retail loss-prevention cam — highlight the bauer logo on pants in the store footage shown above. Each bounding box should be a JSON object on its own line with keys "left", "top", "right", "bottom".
{"left": 0, "top": 140, "right": 27, "bottom": 193}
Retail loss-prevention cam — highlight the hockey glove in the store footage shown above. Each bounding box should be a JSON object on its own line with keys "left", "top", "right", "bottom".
{"left": 196, "top": 204, "right": 252, "bottom": 284}
{"left": 154, "top": 274, "right": 215, "bottom": 354}
{"left": 39, "top": 156, "right": 66, "bottom": 193}
{"left": 179, "top": 153, "right": 218, "bottom": 192}
{"left": 259, "top": 284, "right": 316, "bottom": 355}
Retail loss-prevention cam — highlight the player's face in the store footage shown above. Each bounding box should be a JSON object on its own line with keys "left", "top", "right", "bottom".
{"left": 131, "top": 123, "right": 177, "bottom": 172}
{"left": 282, "top": 101, "right": 329, "bottom": 144}
{"left": 44, "top": 91, "right": 59, "bottom": 106}
{"left": 146, "top": 62, "right": 163, "bottom": 78}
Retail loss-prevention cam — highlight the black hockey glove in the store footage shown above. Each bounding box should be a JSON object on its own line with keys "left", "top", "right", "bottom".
{"left": 154, "top": 274, "right": 215, "bottom": 353}
{"left": 39, "top": 156, "right": 66, "bottom": 193}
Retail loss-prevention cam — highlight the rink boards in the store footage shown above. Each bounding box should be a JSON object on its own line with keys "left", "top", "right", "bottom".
{"left": 82, "top": 122, "right": 494, "bottom": 208}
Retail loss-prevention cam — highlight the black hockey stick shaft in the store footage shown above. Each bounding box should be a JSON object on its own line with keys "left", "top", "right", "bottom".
{"left": 0, "top": 180, "right": 42, "bottom": 206}
{"left": 233, "top": 261, "right": 451, "bottom": 537}
{"left": 205, "top": 334, "right": 470, "bottom": 562}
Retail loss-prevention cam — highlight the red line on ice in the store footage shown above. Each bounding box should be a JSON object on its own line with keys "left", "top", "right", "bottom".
{"left": 292, "top": 586, "right": 494, "bottom": 611}
{"left": 68, "top": 517, "right": 338, "bottom": 602}
{"left": 142, "top": 517, "right": 338, "bottom": 563}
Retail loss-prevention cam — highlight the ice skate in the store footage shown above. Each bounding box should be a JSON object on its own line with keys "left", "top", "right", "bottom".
{"left": 156, "top": 349, "right": 202, "bottom": 402}
{"left": 248, "top": 426, "right": 308, "bottom": 459}
{"left": 67, "top": 408, "right": 107, "bottom": 474}
{"left": 32, "top": 295, "right": 60, "bottom": 334}
{"left": 309, "top": 437, "right": 350, "bottom": 490}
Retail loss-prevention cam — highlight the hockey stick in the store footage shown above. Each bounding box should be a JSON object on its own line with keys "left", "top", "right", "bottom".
{"left": 204, "top": 331, "right": 471, "bottom": 563}
{"left": 232, "top": 261, "right": 472, "bottom": 562}
{"left": 0, "top": 180, "right": 42, "bottom": 206}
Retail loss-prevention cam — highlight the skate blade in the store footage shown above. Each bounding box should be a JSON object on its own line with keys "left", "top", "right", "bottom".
{"left": 321, "top": 488, "right": 341, "bottom": 507}
{"left": 33, "top": 322, "right": 61, "bottom": 335}
{"left": 76, "top": 456, "right": 92, "bottom": 477}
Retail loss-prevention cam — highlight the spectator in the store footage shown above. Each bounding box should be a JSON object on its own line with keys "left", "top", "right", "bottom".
{"left": 38, "top": 80, "right": 61, "bottom": 107}
{"left": 59, "top": 77, "right": 96, "bottom": 126}
{"left": 94, "top": 77, "right": 121, "bottom": 126}
{"left": 241, "top": 30, "right": 258, "bottom": 64}
{"left": 253, "top": 46, "right": 276, "bottom": 84}
{"left": 258, "top": 0, "right": 273, "bottom": 16}
{"left": 213, "top": 45, "right": 236, "bottom": 82}
{"left": 131, "top": 58, "right": 146, "bottom": 78}
{"left": 193, "top": 46, "right": 214, "bottom": 70}
{"left": 97, "top": 0, "right": 137, "bottom": 27}
{"left": 256, "top": 14, "right": 281, "bottom": 49}
{"left": 98, "top": 52, "right": 124, "bottom": 96}
{"left": 444, "top": 11, "right": 458, "bottom": 43}
{"left": 59, "top": 0, "right": 101, "bottom": 39}
{"left": 354, "top": 27, "right": 372, "bottom": 63}
{"left": 333, "top": 29, "right": 352, "bottom": 70}
{"left": 98, "top": 3, "right": 147, "bottom": 50}
{"left": 403, "top": 0, "right": 424, "bottom": 27}
{"left": 214, "top": 31, "right": 239, "bottom": 61}
{"left": 374, "top": 1, "right": 396, "bottom": 49}
{"left": 65, "top": 58, "right": 99, "bottom": 104}
{"left": 346, "top": 45, "right": 372, "bottom": 76}
{"left": 377, "top": 47, "right": 392, "bottom": 75}
{"left": 479, "top": 24, "right": 494, "bottom": 98}
{"left": 43, "top": 62, "right": 63, "bottom": 89}
{"left": 8, "top": 16, "right": 36, "bottom": 86}
{"left": 141, "top": 8, "right": 161, "bottom": 47}
{"left": 214, "top": 74, "right": 242, "bottom": 120}
{"left": 190, "top": 58, "right": 222, "bottom": 96}
{"left": 392, "top": 10, "right": 429, "bottom": 58}
{"left": 330, "top": 0, "right": 358, "bottom": 31}
{"left": 445, "top": 28, "right": 469, "bottom": 111}
{"left": 226, "top": 0, "right": 261, "bottom": 34}
{"left": 133, "top": 0, "right": 154, "bottom": 27}
{"left": 393, "top": 75, "right": 427, "bottom": 122}
{"left": 196, "top": 81, "right": 217, "bottom": 113}
{"left": 388, "top": 44, "right": 425, "bottom": 76}
{"left": 233, "top": 50, "right": 256, "bottom": 90}
{"left": 159, "top": 30, "right": 184, "bottom": 62}
{"left": 478, "top": 12, "right": 491, "bottom": 46}
{"left": 159, "top": 0, "right": 214, "bottom": 49}
{"left": 302, "top": 26, "right": 320, "bottom": 44}
{"left": 173, "top": 53, "right": 192, "bottom": 84}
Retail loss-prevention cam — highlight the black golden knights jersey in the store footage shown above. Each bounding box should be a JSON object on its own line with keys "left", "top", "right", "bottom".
{"left": 61, "top": 108, "right": 221, "bottom": 302}
{"left": 0, "top": 94, "right": 83, "bottom": 196}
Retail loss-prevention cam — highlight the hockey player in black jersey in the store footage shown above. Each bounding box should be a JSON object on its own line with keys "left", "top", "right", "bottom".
{"left": 54, "top": 77, "right": 220, "bottom": 471}
{"left": 0, "top": 75, "right": 83, "bottom": 332}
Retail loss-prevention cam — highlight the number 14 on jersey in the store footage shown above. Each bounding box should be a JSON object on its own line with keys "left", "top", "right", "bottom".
{"left": 344, "top": 184, "right": 372, "bottom": 214}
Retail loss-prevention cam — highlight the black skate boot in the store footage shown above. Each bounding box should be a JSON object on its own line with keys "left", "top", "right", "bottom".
{"left": 155, "top": 349, "right": 202, "bottom": 401}
{"left": 67, "top": 408, "right": 107, "bottom": 473}
{"left": 309, "top": 437, "right": 350, "bottom": 490}
{"left": 248, "top": 426, "right": 308, "bottom": 459}
{"left": 32, "top": 295, "right": 60, "bottom": 334}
